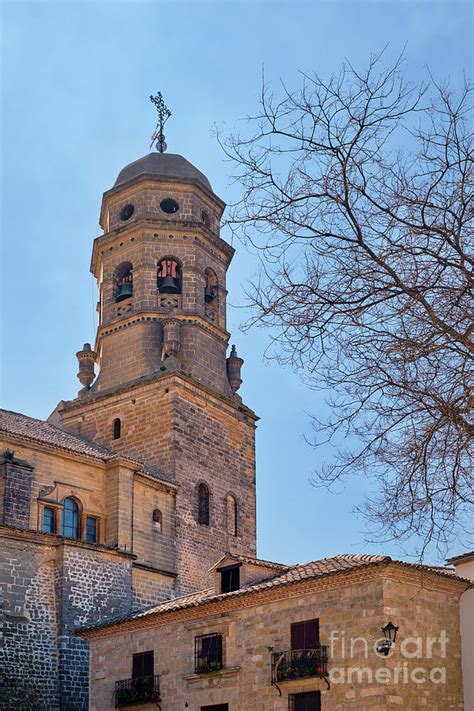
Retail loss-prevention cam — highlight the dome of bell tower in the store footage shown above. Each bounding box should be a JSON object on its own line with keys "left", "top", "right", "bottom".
{"left": 114, "top": 152, "right": 213, "bottom": 193}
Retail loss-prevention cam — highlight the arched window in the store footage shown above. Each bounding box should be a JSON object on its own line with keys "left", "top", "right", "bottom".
{"left": 113, "top": 418, "right": 121, "bottom": 440}
{"left": 157, "top": 257, "right": 182, "bottom": 294}
{"left": 62, "top": 497, "right": 80, "bottom": 539}
{"left": 152, "top": 508, "right": 162, "bottom": 532}
{"left": 226, "top": 495, "right": 238, "bottom": 537}
{"left": 114, "top": 262, "right": 133, "bottom": 303}
{"left": 204, "top": 268, "right": 218, "bottom": 304}
{"left": 197, "top": 483, "right": 210, "bottom": 526}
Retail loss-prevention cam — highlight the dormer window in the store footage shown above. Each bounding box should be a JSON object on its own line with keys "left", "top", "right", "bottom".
{"left": 218, "top": 564, "right": 241, "bottom": 593}
{"left": 157, "top": 257, "right": 182, "bottom": 294}
{"left": 114, "top": 262, "right": 133, "bottom": 303}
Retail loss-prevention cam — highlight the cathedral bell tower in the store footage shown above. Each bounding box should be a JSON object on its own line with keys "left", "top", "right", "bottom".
{"left": 59, "top": 98, "right": 257, "bottom": 594}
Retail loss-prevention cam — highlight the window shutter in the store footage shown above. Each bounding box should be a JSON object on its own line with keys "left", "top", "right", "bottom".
{"left": 132, "top": 651, "right": 153, "bottom": 679}
{"left": 142, "top": 651, "right": 154, "bottom": 677}
{"left": 291, "top": 619, "right": 319, "bottom": 650}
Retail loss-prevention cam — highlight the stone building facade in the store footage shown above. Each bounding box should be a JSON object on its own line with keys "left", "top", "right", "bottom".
{"left": 82, "top": 553, "right": 469, "bottom": 710}
{"left": 0, "top": 150, "right": 256, "bottom": 709}
{"left": 1, "top": 147, "right": 472, "bottom": 711}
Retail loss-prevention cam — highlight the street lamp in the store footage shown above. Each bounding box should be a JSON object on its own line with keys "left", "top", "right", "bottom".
{"left": 376, "top": 621, "right": 399, "bottom": 656}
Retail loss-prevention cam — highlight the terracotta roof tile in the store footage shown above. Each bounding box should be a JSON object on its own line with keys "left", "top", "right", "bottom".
{"left": 0, "top": 408, "right": 122, "bottom": 462}
{"left": 81, "top": 552, "right": 467, "bottom": 636}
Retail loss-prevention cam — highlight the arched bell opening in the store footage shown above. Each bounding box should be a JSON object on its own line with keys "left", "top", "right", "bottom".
{"left": 157, "top": 257, "right": 182, "bottom": 294}
{"left": 114, "top": 262, "right": 133, "bottom": 303}
{"left": 204, "top": 267, "right": 218, "bottom": 304}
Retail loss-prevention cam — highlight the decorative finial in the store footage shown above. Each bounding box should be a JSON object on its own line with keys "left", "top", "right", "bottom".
{"left": 149, "top": 91, "right": 171, "bottom": 153}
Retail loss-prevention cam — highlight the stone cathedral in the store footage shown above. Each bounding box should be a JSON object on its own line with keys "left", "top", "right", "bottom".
{"left": 0, "top": 143, "right": 257, "bottom": 708}
{"left": 0, "top": 131, "right": 470, "bottom": 711}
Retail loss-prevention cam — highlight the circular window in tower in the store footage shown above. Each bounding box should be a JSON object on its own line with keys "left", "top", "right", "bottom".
{"left": 160, "top": 198, "right": 179, "bottom": 214}
{"left": 120, "top": 204, "right": 135, "bottom": 221}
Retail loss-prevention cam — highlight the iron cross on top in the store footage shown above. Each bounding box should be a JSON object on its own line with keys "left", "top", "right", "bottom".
{"left": 150, "top": 91, "right": 171, "bottom": 153}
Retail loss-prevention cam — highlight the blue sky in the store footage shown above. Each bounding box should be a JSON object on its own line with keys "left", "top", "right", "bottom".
{"left": 1, "top": 0, "right": 472, "bottom": 565}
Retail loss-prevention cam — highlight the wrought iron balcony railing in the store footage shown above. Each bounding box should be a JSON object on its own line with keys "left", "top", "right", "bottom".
{"left": 195, "top": 653, "right": 223, "bottom": 674}
{"left": 271, "top": 647, "right": 328, "bottom": 684}
{"left": 114, "top": 674, "right": 160, "bottom": 708}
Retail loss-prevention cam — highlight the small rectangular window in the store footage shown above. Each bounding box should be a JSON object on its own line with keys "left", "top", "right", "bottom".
{"left": 132, "top": 650, "right": 154, "bottom": 680}
{"left": 85, "top": 516, "right": 97, "bottom": 543}
{"left": 289, "top": 691, "right": 321, "bottom": 711}
{"left": 201, "top": 706, "right": 229, "bottom": 711}
{"left": 42, "top": 507, "right": 55, "bottom": 534}
{"left": 220, "top": 565, "right": 240, "bottom": 593}
{"left": 291, "top": 618, "right": 320, "bottom": 650}
{"left": 194, "top": 633, "right": 223, "bottom": 674}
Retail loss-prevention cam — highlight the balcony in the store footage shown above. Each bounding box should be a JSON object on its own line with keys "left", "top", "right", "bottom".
{"left": 271, "top": 647, "right": 328, "bottom": 684}
{"left": 114, "top": 675, "right": 160, "bottom": 708}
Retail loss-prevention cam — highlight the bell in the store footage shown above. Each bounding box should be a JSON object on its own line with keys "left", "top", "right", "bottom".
{"left": 160, "top": 274, "right": 178, "bottom": 293}
{"left": 116, "top": 282, "right": 133, "bottom": 302}
{"left": 204, "top": 285, "right": 215, "bottom": 303}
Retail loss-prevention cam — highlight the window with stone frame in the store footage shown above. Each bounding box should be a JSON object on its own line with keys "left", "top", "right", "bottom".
{"left": 197, "top": 483, "right": 210, "bottom": 526}
{"left": 288, "top": 691, "right": 321, "bottom": 711}
{"left": 62, "top": 497, "right": 80, "bottom": 539}
{"left": 42, "top": 506, "right": 55, "bottom": 534}
{"left": 86, "top": 515, "right": 98, "bottom": 543}
{"left": 152, "top": 508, "right": 163, "bottom": 532}
{"left": 113, "top": 418, "right": 121, "bottom": 440}
{"left": 194, "top": 633, "right": 223, "bottom": 674}
{"left": 132, "top": 650, "right": 154, "bottom": 681}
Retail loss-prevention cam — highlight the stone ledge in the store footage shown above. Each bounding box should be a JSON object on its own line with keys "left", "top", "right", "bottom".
{"left": 183, "top": 665, "right": 241, "bottom": 686}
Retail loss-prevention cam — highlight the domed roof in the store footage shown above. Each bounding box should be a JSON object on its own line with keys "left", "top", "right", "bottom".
{"left": 114, "top": 152, "right": 213, "bottom": 193}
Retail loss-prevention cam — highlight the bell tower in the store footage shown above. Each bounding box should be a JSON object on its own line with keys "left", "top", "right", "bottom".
{"left": 59, "top": 98, "right": 257, "bottom": 594}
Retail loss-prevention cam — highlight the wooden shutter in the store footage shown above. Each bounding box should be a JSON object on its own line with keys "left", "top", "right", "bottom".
{"left": 291, "top": 619, "right": 320, "bottom": 650}
{"left": 132, "top": 650, "right": 154, "bottom": 679}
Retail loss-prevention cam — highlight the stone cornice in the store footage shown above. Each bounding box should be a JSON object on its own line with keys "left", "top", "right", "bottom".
{"left": 91, "top": 222, "right": 234, "bottom": 276}
{"left": 134, "top": 469, "right": 179, "bottom": 494}
{"left": 0, "top": 524, "right": 136, "bottom": 560}
{"left": 132, "top": 561, "right": 177, "bottom": 578}
{"left": 99, "top": 174, "right": 226, "bottom": 230}
{"left": 60, "top": 370, "right": 258, "bottom": 424}
{"left": 94, "top": 310, "right": 230, "bottom": 349}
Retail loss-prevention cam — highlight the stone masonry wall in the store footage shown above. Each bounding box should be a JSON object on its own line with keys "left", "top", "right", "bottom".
{"left": 61, "top": 373, "right": 257, "bottom": 595}
{"left": 0, "top": 529, "right": 137, "bottom": 711}
{"left": 1, "top": 536, "right": 59, "bottom": 710}
{"left": 88, "top": 567, "right": 466, "bottom": 711}
{"left": 0, "top": 456, "right": 34, "bottom": 528}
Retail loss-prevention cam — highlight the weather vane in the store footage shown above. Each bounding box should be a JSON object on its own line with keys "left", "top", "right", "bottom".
{"left": 149, "top": 91, "right": 171, "bottom": 153}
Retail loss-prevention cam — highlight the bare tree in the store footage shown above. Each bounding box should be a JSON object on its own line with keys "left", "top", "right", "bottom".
{"left": 220, "top": 53, "right": 473, "bottom": 555}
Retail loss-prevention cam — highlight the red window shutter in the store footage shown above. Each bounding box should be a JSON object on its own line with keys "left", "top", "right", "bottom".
{"left": 132, "top": 651, "right": 153, "bottom": 678}
{"left": 291, "top": 619, "right": 320, "bottom": 650}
